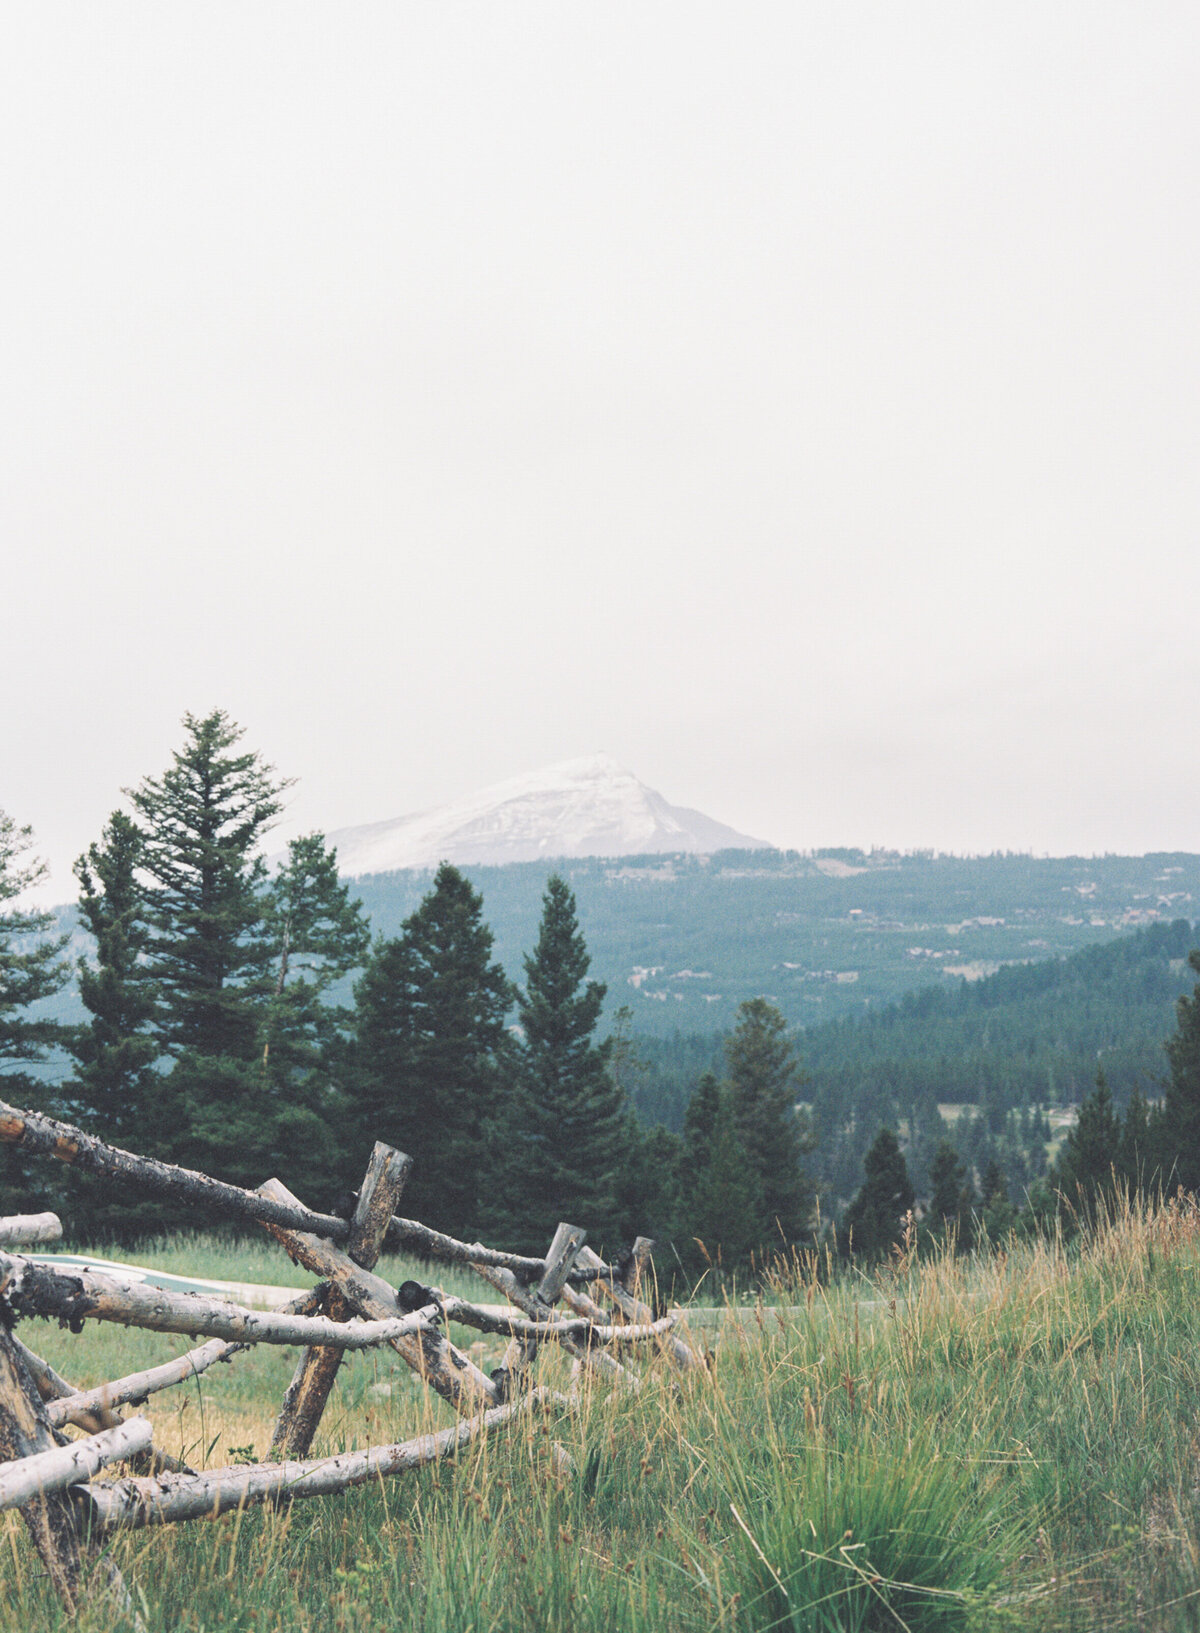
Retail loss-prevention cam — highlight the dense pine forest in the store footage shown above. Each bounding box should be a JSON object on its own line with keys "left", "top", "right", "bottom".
{"left": 4, "top": 709, "right": 1200, "bottom": 1279}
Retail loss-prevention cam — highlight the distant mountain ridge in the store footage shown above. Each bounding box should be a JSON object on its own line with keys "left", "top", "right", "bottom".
{"left": 324, "top": 754, "right": 772, "bottom": 875}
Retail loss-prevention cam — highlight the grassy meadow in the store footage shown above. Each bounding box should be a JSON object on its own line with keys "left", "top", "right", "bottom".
{"left": 6, "top": 1202, "right": 1200, "bottom": 1631}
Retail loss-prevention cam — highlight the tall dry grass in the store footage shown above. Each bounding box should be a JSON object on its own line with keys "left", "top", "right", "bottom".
{"left": 3, "top": 1194, "right": 1200, "bottom": 1630}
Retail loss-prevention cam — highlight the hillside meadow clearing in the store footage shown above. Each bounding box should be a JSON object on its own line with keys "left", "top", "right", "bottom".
{"left": 5, "top": 1204, "right": 1200, "bottom": 1632}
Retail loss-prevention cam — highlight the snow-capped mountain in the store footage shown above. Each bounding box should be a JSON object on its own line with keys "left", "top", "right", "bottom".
{"left": 324, "top": 755, "right": 772, "bottom": 875}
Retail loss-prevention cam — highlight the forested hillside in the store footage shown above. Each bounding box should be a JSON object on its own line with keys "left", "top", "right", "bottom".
{"left": 801, "top": 915, "right": 1197, "bottom": 1117}
{"left": 34, "top": 837, "right": 1200, "bottom": 1042}
{"left": 621, "top": 919, "right": 1199, "bottom": 1213}
{"left": 351, "top": 846, "right": 1200, "bottom": 1034}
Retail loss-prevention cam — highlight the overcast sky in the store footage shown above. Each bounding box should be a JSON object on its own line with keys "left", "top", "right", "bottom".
{"left": 5, "top": 5, "right": 1199, "bottom": 899}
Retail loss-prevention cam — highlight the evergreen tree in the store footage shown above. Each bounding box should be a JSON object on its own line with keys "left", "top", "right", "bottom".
{"left": 925, "top": 1138, "right": 981, "bottom": 1252}
{"left": 352, "top": 864, "right": 512, "bottom": 1235}
{"left": 673, "top": 1071, "right": 767, "bottom": 1275}
{"left": 677, "top": 1072, "right": 723, "bottom": 1202}
{"left": 259, "top": 833, "right": 370, "bottom": 1094}
{"left": 609, "top": 1116, "right": 681, "bottom": 1258}
{"left": 841, "top": 1127, "right": 914, "bottom": 1260}
{"left": 724, "top": 999, "right": 814, "bottom": 1246}
{"left": 66, "top": 813, "right": 160, "bottom": 1233}
{"left": 928, "top": 1140, "right": 964, "bottom": 1222}
{"left": 250, "top": 834, "right": 372, "bottom": 1202}
{"left": 679, "top": 1087, "right": 767, "bottom": 1277}
{"left": 1117, "top": 1086, "right": 1154, "bottom": 1193}
{"left": 979, "top": 1158, "right": 1017, "bottom": 1241}
{"left": 1053, "top": 1069, "right": 1120, "bottom": 1209}
{"left": 1161, "top": 948, "right": 1200, "bottom": 1192}
{"left": 69, "top": 812, "right": 159, "bottom": 1144}
{"left": 129, "top": 709, "right": 289, "bottom": 1060}
{"left": 511, "top": 874, "right": 625, "bottom": 1247}
{"left": 127, "top": 710, "right": 290, "bottom": 1186}
{"left": 0, "top": 812, "right": 70, "bottom": 1210}
{"left": 0, "top": 812, "right": 69, "bottom": 1074}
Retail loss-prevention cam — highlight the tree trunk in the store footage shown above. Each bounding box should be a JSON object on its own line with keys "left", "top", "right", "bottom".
{"left": 0, "top": 1212, "right": 61, "bottom": 1246}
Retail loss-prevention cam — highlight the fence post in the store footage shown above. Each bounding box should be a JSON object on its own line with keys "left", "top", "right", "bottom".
{"left": 256, "top": 1178, "right": 498, "bottom": 1415}
{"left": 0, "top": 1328, "right": 83, "bottom": 1612}
{"left": 572, "top": 1242, "right": 701, "bottom": 1370}
{"left": 495, "top": 1222, "right": 586, "bottom": 1394}
{"left": 271, "top": 1143, "right": 413, "bottom": 1458}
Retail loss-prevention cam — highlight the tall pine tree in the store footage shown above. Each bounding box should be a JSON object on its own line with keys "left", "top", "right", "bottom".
{"left": 127, "top": 710, "right": 290, "bottom": 1185}
{"left": 841, "top": 1127, "right": 915, "bottom": 1260}
{"left": 724, "top": 999, "right": 814, "bottom": 1247}
{"left": 130, "top": 709, "right": 288, "bottom": 1060}
{"left": 674, "top": 1071, "right": 767, "bottom": 1276}
{"left": 0, "top": 812, "right": 69, "bottom": 1211}
{"left": 66, "top": 813, "right": 160, "bottom": 1232}
{"left": 1161, "top": 948, "right": 1200, "bottom": 1192}
{"left": 252, "top": 834, "right": 372, "bottom": 1203}
{"left": 1053, "top": 1069, "right": 1121, "bottom": 1211}
{"left": 69, "top": 811, "right": 158, "bottom": 1145}
{"left": 506, "top": 874, "right": 625, "bottom": 1249}
{"left": 352, "top": 864, "right": 512, "bottom": 1235}
{"left": 259, "top": 833, "right": 370, "bottom": 1096}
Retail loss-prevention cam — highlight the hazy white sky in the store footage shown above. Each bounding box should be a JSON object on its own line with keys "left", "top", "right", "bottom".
{"left": 5, "top": 4, "right": 1200, "bottom": 898}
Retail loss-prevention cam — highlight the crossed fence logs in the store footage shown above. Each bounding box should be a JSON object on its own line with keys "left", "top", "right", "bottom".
{"left": 0, "top": 1099, "right": 699, "bottom": 1614}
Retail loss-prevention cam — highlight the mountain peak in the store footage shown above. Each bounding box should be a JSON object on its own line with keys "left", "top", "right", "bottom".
{"left": 325, "top": 757, "right": 772, "bottom": 875}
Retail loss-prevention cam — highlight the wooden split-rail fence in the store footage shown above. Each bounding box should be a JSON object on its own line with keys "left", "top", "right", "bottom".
{"left": 0, "top": 1099, "right": 699, "bottom": 1616}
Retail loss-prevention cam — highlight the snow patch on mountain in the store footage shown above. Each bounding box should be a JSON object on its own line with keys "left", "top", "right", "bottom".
{"left": 325, "top": 754, "right": 772, "bottom": 875}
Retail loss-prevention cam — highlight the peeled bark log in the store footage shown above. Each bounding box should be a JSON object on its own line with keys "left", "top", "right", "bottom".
{"left": 501, "top": 1222, "right": 586, "bottom": 1379}
{"left": 44, "top": 1340, "right": 231, "bottom": 1429}
{"left": 472, "top": 1261, "right": 633, "bottom": 1387}
{"left": 0, "top": 1212, "right": 62, "bottom": 1246}
{"left": 0, "top": 1100, "right": 354, "bottom": 1239}
{"left": 0, "top": 1100, "right": 615, "bottom": 1282}
{"left": 575, "top": 1243, "right": 700, "bottom": 1370}
{"left": 0, "top": 1328, "right": 82, "bottom": 1610}
{"left": 82, "top": 1393, "right": 542, "bottom": 1533}
{"left": 439, "top": 1295, "right": 677, "bottom": 1344}
{"left": 0, "top": 1417, "right": 152, "bottom": 1512}
{"left": 256, "top": 1179, "right": 497, "bottom": 1416}
{"left": 271, "top": 1143, "right": 413, "bottom": 1459}
{"left": 23, "top": 1289, "right": 324, "bottom": 1477}
{"left": 0, "top": 1250, "right": 435, "bottom": 1350}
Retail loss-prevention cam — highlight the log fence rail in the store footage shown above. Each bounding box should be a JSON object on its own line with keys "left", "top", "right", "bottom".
{"left": 0, "top": 1100, "right": 699, "bottom": 1615}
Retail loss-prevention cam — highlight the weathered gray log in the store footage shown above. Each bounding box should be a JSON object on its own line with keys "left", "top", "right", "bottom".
{"left": 0, "top": 1100, "right": 615, "bottom": 1281}
{"left": 0, "top": 1327, "right": 83, "bottom": 1610}
{"left": 257, "top": 1178, "right": 498, "bottom": 1415}
{"left": 36, "top": 1286, "right": 328, "bottom": 1435}
{"left": 0, "top": 1416, "right": 152, "bottom": 1512}
{"left": 82, "top": 1392, "right": 544, "bottom": 1532}
{"left": 500, "top": 1222, "right": 586, "bottom": 1383}
{"left": 22, "top": 1289, "right": 325, "bottom": 1483}
{"left": 575, "top": 1241, "right": 700, "bottom": 1370}
{"left": 0, "top": 1250, "right": 435, "bottom": 1349}
{"left": 472, "top": 1260, "right": 633, "bottom": 1387}
{"left": 0, "top": 1211, "right": 62, "bottom": 1246}
{"left": 439, "top": 1295, "right": 677, "bottom": 1344}
{"left": 271, "top": 1142, "right": 413, "bottom": 1459}
{"left": 44, "top": 1340, "right": 231, "bottom": 1428}
{"left": 12, "top": 1335, "right": 119, "bottom": 1435}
